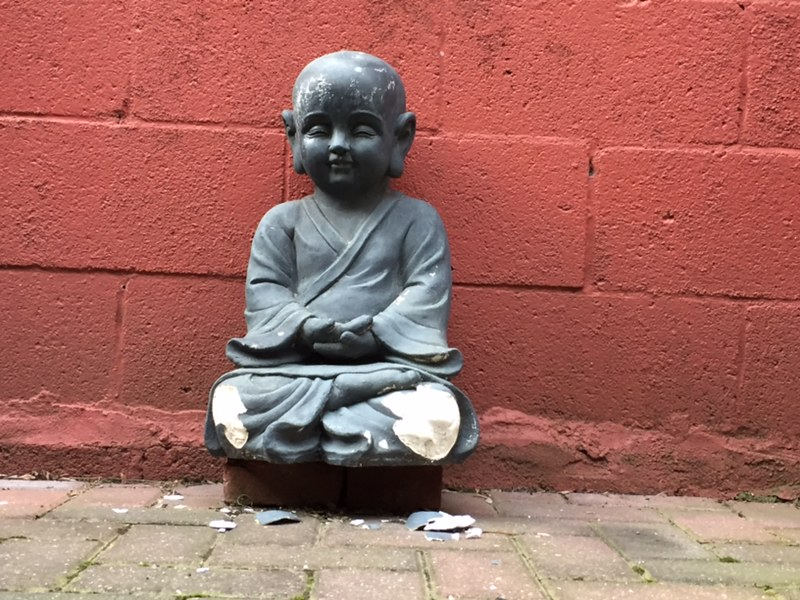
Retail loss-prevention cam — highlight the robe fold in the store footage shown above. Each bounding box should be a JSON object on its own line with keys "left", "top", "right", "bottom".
{"left": 205, "top": 192, "right": 479, "bottom": 466}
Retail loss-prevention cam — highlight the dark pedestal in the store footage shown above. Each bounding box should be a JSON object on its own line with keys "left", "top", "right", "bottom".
{"left": 224, "top": 460, "right": 345, "bottom": 510}
{"left": 223, "top": 459, "right": 442, "bottom": 513}
{"left": 345, "top": 465, "right": 442, "bottom": 512}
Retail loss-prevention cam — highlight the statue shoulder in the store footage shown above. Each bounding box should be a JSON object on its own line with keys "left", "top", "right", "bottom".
{"left": 393, "top": 194, "right": 445, "bottom": 224}
{"left": 254, "top": 199, "right": 304, "bottom": 233}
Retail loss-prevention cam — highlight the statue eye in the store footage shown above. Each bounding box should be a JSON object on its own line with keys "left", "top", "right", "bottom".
{"left": 352, "top": 125, "right": 377, "bottom": 138}
{"left": 306, "top": 125, "right": 330, "bottom": 138}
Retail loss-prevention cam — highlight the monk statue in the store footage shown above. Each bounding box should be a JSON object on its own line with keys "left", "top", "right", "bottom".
{"left": 205, "top": 51, "right": 479, "bottom": 468}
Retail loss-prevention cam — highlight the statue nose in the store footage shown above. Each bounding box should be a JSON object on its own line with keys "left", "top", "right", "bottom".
{"left": 329, "top": 131, "right": 349, "bottom": 155}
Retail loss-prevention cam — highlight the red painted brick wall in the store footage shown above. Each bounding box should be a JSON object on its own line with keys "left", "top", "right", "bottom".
{"left": 2, "top": 0, "right": 798, "bottom": 497}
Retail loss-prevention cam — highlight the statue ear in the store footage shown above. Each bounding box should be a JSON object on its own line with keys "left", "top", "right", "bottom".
{"left": 388, "top": 112, "right": 416, "bottom": 178}
{"left": 282, "top": 109, "right": 305, "bottom": 175}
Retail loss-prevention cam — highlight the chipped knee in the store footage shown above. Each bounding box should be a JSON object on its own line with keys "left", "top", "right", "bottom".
{"left": 211, "top": 384, "right": 249, "bottom": 449}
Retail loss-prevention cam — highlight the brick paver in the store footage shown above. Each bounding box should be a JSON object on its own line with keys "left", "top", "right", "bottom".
{"left": 315, "top": 569, "right": 426, "bottom": 600}
{"left": 0, "top": 482, "right": 798, "bottom": 599}
{"left": 428, "top": 549, "right": 547, "bottom": 599}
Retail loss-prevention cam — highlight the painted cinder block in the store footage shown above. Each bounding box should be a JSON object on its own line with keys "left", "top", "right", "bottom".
{"left": 118, "top": 275, "right": 245, "bottom": 411}
{"left": 742, "top": 1, "right": 800, "bottom": 148}
{"left": 401, "top": 136, "right": 588, "bottom": 287}
{"left": 0, "top": 0, "right": 132, "bottom": 116}
{"left": 593, "top": 148, "right": 800, "bottom": 299}
{"left": 132, "top": 0, "right": 443, "bottom": 127}
{"left": 739, "top": 304, "right": 800, "bottom": 438}
{"left": 0, "top": 270, "right": 121, "bottom": 402}
{"left": 0, "top": 121, "right": 283, "bottom": 275}
{"left": 450, "top": 287, "right": 741, "bottom": 430}
{"left": 442, "top": 0, "right": 744, "bottom": 144}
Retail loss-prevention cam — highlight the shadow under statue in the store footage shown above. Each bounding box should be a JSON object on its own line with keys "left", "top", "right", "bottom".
{"left": 205, "top": 51, "right": 479, "bottom": 511}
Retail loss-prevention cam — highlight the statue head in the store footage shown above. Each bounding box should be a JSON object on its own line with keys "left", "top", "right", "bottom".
{"left": 282, "top": 51, "right": 417, "bottom": 199}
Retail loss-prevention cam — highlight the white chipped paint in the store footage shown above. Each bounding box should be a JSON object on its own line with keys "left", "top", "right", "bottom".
{"left": 380, "top": 384, "right": 460, "bottom": 460}
{"left": 211, "top": 384, "right": 249, "bottom": 449}
{"left": 363, "top": 430, "right": 372, "bottom": 444}
{"left": 277, "top": 331, "right": 285, "bottom": 337}
{"left": 354, "top": 66, "right": 363, "bottom": 73}
{"left": 378, "top": 439, "right": 389, "bottom": 450}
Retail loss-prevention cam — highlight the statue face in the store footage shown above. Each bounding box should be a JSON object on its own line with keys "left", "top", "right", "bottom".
{"left": 295, "top": 67, "right": 396, "bottom": 200}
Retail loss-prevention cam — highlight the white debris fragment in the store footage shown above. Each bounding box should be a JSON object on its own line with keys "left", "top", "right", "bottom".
{"left": 196, "top": 567, "right": 210, "bottom": 574}
{"left": 163, "top": 494, "right": 184, "bottom": 502}
{"left": 243, "top": 507, "right": 255, "bottom": 513}
{"left": 0, "top": 501, "right": 9, "bottom": 506}
{"left": 220, "top": 507, "right": 233, "bottom": 514}
{"left": 209, "top": 519, "right": 236, "bottom": 531}
{"left": 350, "top": 519, "right": 365, "bottom": 527}
{"left": 464, "top": 527, "right": 483, "bottom": 539}
{"left": 112, "top": 508, "right": 129, "bottom": 514}
{"left": 173, "top": 504, "right": 188, "bottom": 510}
{"left": 423, "top": 513, "right": 476, "bottom": 532}
{"left": 426, "top": 531, "right": 460, "bottom": 542}
{"left": 534, "top": 532, "right": 551, "bottom": 538}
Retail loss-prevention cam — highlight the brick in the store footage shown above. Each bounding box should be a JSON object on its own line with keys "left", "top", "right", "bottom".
{"left": 68, "top": 564, "right": 305, "bottom": 597}
{"left": 567, "top": 493, "right": 727, "bottom": 512}
{"left": 550, "top": 581, "right": 775, "bottom": 600}
{"left": 729, "top": 501, "right": 800, "bottom": 529}
{"left": 440, "top": 491, "right": 498, "bottom": 519}
{"left": 210, "top": 542, "right": 418, "bottom": 571}
{"left": 520, "top": 534, "right": 637, "bottom": 582}
{"left": 428, "top": 550, "right": 546, "bottom": 599}
{"left": 0, "top": 2, "right": 131, "bottom": 116}
{"left": 133, "top": 0, "right": 443, "bottom": 127}
{"left": 215, "top": 513, "right": 319, "bottom": 547}
{"left": 491, "top": 492, "right": 568, "bottom": 519}
{"left": 713, "top": 542, "right": 800, "bottom": 564}
{"left": 0, "top": 488, "right": 76, "bottom": 519}
{"left": 740, "top": 306, "right": 800, "bottom": 438}
{"left": 0, "top": 121, "right": 283, "bottom": 275}
{"left": 315, "top": 569, "right": 426, "bottom": 600}
{"left": 442, "top": 0, "right": 743, "bottom": 144}
{"left": 773, "top": 528, "right": 800, "bottom": 544}
{"left": 644, "top": 558, "right": 800, "bottom": 587}
{"left": 593, "top": 148, "right": 800, "bottom": 298}
{"left": 118, "top": 275, "right": 243, "bottom": 410}
{"left": 400, "top": 137, "right": 587, "bottom": 287}
{"left": 743, "top": 2, "right": 800, "bottom": 147}
{"left": 171, "top": 483, "right": 224, "bottom": 509}
{"left": 66, "top": 484, "right": 162, "bottom": 508}
{"left": 97, "top": 524, "right": 217, "bottom": 566}
{"left": 0, "top": 271, "right": 120, "bottom": 402}
{"left": 451, "top": 288, "right": 740, "bottom": 427}
{"left": 0, "top": 536, "right": 101, "bottom": 591}
{"left": 596, "top": 523, "right": 715, "bottom": 561}
{"left": 671, "top": 512, "right": 777, "bottom": 543}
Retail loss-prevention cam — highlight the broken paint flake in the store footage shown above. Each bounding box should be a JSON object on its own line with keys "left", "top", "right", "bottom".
{"left": 426, "top": 531, "right": 460, "bottom": 542}
{"left": 423, "top": 513, "right": 476, "bottom": 532}
{"left": 208, "top": 519, "right": 236, "bottom": 531}
{"left": 255, "top": 510, "right": 301, "bottom": 526}
{"left": 112, "top": 508, "right": 129, "bottom": 514}
{"left": 406, "top": 510, "right": 445, "bottom": 531}
{"left": 196, "top": 567, "right": 210, "bottom": 574}
{"left": 465, "top": 527, "right": 483, "bottom": 539}
{"left": 162, "top": 494, "right": 184, "bottom": 502}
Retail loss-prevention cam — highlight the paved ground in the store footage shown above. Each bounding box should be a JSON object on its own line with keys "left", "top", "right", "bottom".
{"left": 1, "top": 480, "right": 799, "bottom": 599}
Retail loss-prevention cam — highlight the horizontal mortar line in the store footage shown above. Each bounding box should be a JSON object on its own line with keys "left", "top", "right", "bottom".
{"left": 0, "top": 263, "right": 245, "bottom": 282}
{"left": 454, "top": 283, "right": 800, "bottom": 304}
{"left": 0, "top": 112, "right": 284, "bottom": 133}
{"left": 592, "top": 287, "right": 800, "bottom": 305}
{"left": 596, "top": 141, "right": 800, "bottom": 156}
{"left": 3, "top": 265, "right": 800, "bottom": 304}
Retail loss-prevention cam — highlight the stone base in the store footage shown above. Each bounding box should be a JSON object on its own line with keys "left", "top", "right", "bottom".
{"left": 223, "top": 459, "right": 442, "bottom": 513}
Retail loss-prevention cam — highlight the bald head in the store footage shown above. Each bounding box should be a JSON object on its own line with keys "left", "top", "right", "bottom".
{"left": 292, "top": 51, "right": 407, "bottom": 123}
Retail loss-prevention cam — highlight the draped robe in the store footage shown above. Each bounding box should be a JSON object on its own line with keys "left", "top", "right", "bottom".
{"left": 205, "top": 192, "right": 478, "bottom": 466}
